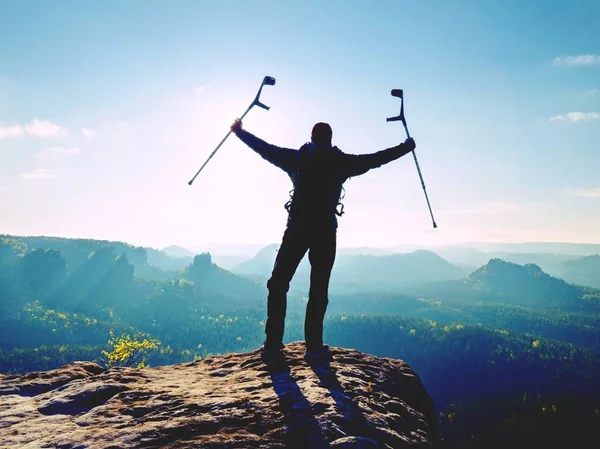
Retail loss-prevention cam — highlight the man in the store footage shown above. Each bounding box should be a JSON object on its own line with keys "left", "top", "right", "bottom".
{"left": 231, "top": 119, "right": 415, "bottom": 358}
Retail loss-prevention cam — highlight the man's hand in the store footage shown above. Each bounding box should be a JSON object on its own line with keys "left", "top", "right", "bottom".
{"left": 230, "top": 119, "right": 243, "bottom": 135}
{"left": 403, "top": 137, "right": 416, "bottom": 152}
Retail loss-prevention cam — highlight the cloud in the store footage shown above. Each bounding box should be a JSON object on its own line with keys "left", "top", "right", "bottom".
{"left": 1, "top": 119, "right": 69, "bottom": 139}
{"left": 24, "top": 119, "right": 68, "bottom": 137}
{"left": 553, "top": 54, "right": 600, "bottom": 66}
{"left": 584, "top": 89, "right": 599, "bottom": 96}
{"left": 0, "top": 124, "right": 23, "bottom": 139}
{"left": 81, "top": 127, "right": 96, "bottom": 140}
{"left": 550, "top": 112, "right": 600, "bottom": 122}
{"left": 41, "top": 146, "right": 81, "bottom": 156}
{"left": 0, "top": 185, "right": 8, "bottom": 192}
{"left": 20, "top": 168, "right": 59, "bottom": 180}
{"left": 565, "top": 187, "right": 600, "bottom": 198}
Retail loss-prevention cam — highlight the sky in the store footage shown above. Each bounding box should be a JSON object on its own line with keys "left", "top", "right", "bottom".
{"left": 1, "top": 0, "right": 599, "bottom": 251}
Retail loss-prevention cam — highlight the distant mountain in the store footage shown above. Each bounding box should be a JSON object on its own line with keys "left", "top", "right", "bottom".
{"left": 485, "top": 252, "right": 578, "bottom": 274}
{"left": 234, "top": 245, "right": 467, "bottom": 293}
{"left": 384, "top": 244, "right": 424, "bottom": 254}
{"left": 433, "top": 249, "right": 600, "bottom": 290}
{"left": 210, "top": 255, "right": 251, "bottom": 271}
{"left": 2, "top": 234, "right": 167, "bottom": 278}
{"left": 465, "top": 259, "right": 581, "bottom": 307}
{"left": 554, "top": 255, "right": 600, "bottom": 289}
{"left": 1, "top": 236, "right": 267, "bottom": 318}
{"left": 386, "top": 241, "right": 600, "bottom": 257}
{"left": 2, "top": 234, "right": 146, "bottom": 273}
{"left": 234, "top": 244, "right": 280, "bottom": 280}
{"left": 145, "top": 248, "right": 192, "bottom": 275}
{"left": 412, "top": 258, "right": 600, "bottom": 312}
{"left": 337, "top": 247, "right": 393, "bottom": 256}
{"left": 183, "top": 253, "right": 265, "bottom": 300}
{"left": 431, "top": 247, "right": 490, "bottom": 269}
{"left": 0, "top": 234, "right": 260, "bottom": 287}
{"left": 34, "top": 246, "right": 136, "bottom": 313}
{"left": 189, "top": 243, "right": 268, "bottom": 258}
{"left": 430, "top": 246, "right": 584, "bottom": 267}
{"left": 161, "top": 245, "right": 196, "bottom": 258}
{"left": 331, "top": 250, "right": 468, "bottom": 292}
{"left": 460, "top": 242, "right": 600, "bottom": 256}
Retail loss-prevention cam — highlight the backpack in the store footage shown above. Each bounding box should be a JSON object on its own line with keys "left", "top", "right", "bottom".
{"left": 284, "top": 143, "right": 346, "bottom": 219}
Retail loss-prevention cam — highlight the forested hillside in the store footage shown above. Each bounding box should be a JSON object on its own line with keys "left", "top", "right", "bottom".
{"left": 408, "top": 258, "right": 600, "bottom": 312}
{"left": 2, "top": 234, "right": 600, "bottom": 448}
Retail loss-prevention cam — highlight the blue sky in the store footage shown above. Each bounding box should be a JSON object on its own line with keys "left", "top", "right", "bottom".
{"left": 1, "top": 0, "right": 599, "bottom": 250}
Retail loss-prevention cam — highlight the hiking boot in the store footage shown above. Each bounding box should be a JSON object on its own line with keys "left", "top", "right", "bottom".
{"left": 260, "top": 340, "right": 284, "bottom": 356}
{"left": 304, "top": 344, "right": 330, "bottom": 362}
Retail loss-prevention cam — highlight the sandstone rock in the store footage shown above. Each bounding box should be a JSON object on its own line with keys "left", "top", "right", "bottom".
{"left": 0, "top": 361, "right": 104, "bottom": 396}
{"left": 0, "top": 342, "right": 437, "bottom": 448}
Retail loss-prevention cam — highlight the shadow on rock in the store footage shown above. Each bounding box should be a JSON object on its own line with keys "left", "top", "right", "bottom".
{"left": 307, "top": 353, "right": 379, "bottom": 444}
{"left": 263, "top": 352, "right": 330, "bottom": 449}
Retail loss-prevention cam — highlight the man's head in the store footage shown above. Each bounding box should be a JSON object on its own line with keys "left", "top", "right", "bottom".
{"left": 311, "top": 122, "right": 333, "bottom": 147}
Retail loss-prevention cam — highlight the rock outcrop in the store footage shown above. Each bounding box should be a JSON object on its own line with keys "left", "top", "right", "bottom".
{"left": 0, "top": 342, "right": 437, "bottom": 448}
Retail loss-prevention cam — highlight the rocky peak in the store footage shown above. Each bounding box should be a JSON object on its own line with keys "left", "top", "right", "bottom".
{"left": 0, "top": 342, "right": 437, "bottom": 448}
{"left": 193, "top": 252, "right": 212, "bottom": 267}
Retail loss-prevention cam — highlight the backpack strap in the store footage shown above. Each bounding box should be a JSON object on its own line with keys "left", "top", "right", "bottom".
{"left": 332, "top": 146, "right": 345, "bottom": 216}
{"left": 336, "top": 186, "right": 346, "bottom": 216}
{"left": 284, "top": 188, "right": 294, "bottom": 213}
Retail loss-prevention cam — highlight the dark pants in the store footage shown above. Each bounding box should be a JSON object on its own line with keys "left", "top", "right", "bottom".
{"left": 265, "top": 225, "right": 337, "bottom": 350}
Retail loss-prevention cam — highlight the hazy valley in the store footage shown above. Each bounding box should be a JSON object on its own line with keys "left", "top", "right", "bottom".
{"left": 2, "top": 234, "right": 600, "bottom": 447}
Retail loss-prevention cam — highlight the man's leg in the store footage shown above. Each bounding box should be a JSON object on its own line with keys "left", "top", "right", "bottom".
{"left": 305, "top": 227, "right": 337, "bottom": 351}
{"left": 265, "top": 226, "right": 309, "bottom": 347}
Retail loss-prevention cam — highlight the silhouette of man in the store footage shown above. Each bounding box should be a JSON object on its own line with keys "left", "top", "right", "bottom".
{"left": 231, "top": 119, "right": 415, "bottom": 358}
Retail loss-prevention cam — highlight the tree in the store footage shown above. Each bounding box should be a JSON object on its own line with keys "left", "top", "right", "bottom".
{"left": 101, "top": 330, "right": 160, "bottom": 368}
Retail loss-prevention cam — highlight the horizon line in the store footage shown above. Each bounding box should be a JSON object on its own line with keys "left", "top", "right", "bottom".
{"left": 3, "top": 232, "right": 600, "bottom": 251}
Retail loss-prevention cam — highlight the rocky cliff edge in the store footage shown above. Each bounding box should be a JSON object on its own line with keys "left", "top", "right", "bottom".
{"left": 0, "top": 342, "right": 437, "bottom": 448}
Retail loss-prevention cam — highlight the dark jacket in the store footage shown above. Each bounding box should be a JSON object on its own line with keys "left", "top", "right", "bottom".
{"left": 236, "top": 129, "right": 411, "bottom": 230}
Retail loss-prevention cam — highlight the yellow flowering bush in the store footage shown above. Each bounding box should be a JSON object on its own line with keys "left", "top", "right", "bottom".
{"left": 101, "top": 330, "right": 161, "bottom": 369}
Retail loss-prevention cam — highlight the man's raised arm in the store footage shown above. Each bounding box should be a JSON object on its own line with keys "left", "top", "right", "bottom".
{"left": 231, "top": 119, "right": 297, "bottom": 174}
{"left": 341, "top": 138, "right": 416, "bottom": 179}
